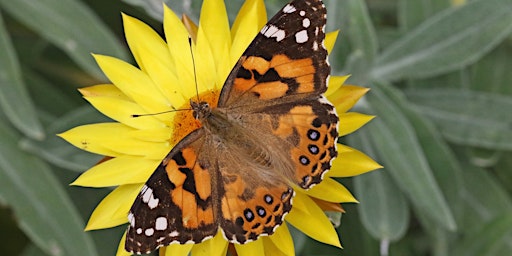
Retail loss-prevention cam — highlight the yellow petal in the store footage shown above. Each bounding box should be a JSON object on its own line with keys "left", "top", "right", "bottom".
{"left": 305, "top": 178, "right": 358, "bottom": 203}
{"left": 123, "top": 13, "right": 186, "bottom": 108}
{"left": 79, "top": 84, "right": 130, "bottom": 101}
{"left": 84, "top": 96, "right": 166, "bottom": 130}
{"left": 195, "top": 22, "right": 219, "bottom": 93}
{"left": 71, "top": 156, "right": 159, "bottom": 187}
{"left": 328, "top": 85, "right": 369, "bottom": 114}
{"left": 328, "top": 145, "right": 382, "bottom": 177}
{"left": 86, "top": 183, "right": 142, "bottom": 230}
{"left": 162, "top": 244, "right": 194, "bottom": 256}
{"left": 286, "top": 192, "right": 341, "bottom": 248}
{"left": 93, "top": 54, "right": 172, "bottom": 125}
{"left": 265, "top": 223, "right": 294, "bottom": 256}
{"left": 231, "top": 0, "right": 266, "bottom": 66}
{"left": 116, "top": 232, "right": 131, "bottom": 256}
{"left": 163, "top": 5, "right": 195, "bottom": 99}
{"left": 131, "top": 128, "right": 172, "bottom": 142}
{"left": 325, "top": 75, "right": 349, "bottom": 97}
{"left": 338, "top": 112, "right": 375, "bottom": 136}
{"left": 191, "top": 231, "right": 228, "bottom": 256}
{"left": 59, "top": 123, "right": 170, "bottom": 159}
{"left": 198, "top": 0, "right": 231, "bottom": 87}
{"left": 235, "top": 239, "right": 264, "bottom": 256}
{"left": 325, "top": 30, "right": 339, "bottom": 54}
{"left": 58, "top": 123, "right": 125, "bottom": 157}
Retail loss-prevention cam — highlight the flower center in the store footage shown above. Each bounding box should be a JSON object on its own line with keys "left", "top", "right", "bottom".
{"left": 170, "top": 89, "right": 220, "bottom": 145}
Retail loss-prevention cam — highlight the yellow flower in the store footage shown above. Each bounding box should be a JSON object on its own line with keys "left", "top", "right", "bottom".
{"left": 59, "top": 0, "right": 381, "bottom": 255}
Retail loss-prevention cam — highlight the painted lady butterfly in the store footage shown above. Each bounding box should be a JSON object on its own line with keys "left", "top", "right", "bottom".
{"left": 125, "top": 0, "right": 338, "bottom": 253}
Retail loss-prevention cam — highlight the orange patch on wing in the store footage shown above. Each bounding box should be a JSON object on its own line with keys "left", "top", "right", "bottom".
{"left": 273, "top": 58, "right": 314, "bottom": 78}
{"left": 193, "top": 164, "right": 212, "bottom": 201}
{"left": 166, "top": 162, "right": 187, "bottom": 186}
{"left": 178, "top": 189, "right": 199, "bottom": 228}
{"left": 233, "top": 77, "right": 257, "bottom": 91}
{"left": 296, "top": 74, "right": 315, "bottom": 92}
{"left": 252, "top": 81, "right": 289, "bottom": 99}
{"left": 269, "top": 54, "right": 293, "bottom": 67}
{"left": 243, "top": 56, "right": 270, "bottom": 75}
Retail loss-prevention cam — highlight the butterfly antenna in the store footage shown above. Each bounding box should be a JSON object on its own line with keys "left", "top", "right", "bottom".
{"left": 131, "top": 108, "right": 191, "bottom": 118}
{"left": 188, "top": 36, "right": 200, "bottom": 103}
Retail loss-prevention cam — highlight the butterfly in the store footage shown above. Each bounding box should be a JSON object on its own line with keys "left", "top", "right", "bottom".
{"left": 125, "top": 0, "right": 338, "bottom": 254}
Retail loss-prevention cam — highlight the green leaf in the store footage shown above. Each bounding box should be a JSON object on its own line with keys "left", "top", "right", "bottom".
{"left": 452, "top": 214, "right": 512, "bottom": 256}
{"left": 372, "top": 0, "right": 512, "bottom": 81}
{"left": 470, "top": 44, "right": 512, "bottom": 95}
{"left": 391, "top": 87, "right": 465, "bottom": 229}
{"left": 398, "top": 0, "right": 450, "bottom": 31}
{"left": 21, "top": 244, "right": 49, "bottom": 256}
{"left": 351, "top": 130, "right": 409, "bottom": 241}
{"left": 366, "top": 83, "right": 456, "bottom": 230}
{"left": 0, "top": 0, "right": 128, "bottom": 79}
{"left": 406, "top": 88, "right": 512, "bottom": 150}
{"left": 21, "top": 106, "right": 106, "bottom": 172}
{"left": 0, "top": 122, "right": 98, "bottom": 256}
{"left": 459, "top": 161, "right": 512, "bottom": 226}
{"left": 341, "top": 0, "right": 378, "bottom": 84}
{"left": 0, "top": 13, "right": 44, "bottom": 140}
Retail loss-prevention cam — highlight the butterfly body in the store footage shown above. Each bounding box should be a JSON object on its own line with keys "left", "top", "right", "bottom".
{"left": 125, "top": 0, "right": 338, "bottom": 254}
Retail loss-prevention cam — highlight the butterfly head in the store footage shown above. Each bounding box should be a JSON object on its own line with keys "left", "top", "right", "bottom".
{"left": 191, "top": 101, "right": 211, "bottom": 121}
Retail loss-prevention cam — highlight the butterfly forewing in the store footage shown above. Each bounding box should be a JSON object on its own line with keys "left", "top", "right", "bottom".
{"left": 218, "top": 0, "right": 329, "bottom": 109}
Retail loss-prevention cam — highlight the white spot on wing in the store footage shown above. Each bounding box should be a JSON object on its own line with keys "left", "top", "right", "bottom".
{"left": 283, "top": 4, "right": 296, "bottom": 13}
{"left": 303, "top": 18, "right": 311, "bottom": 28}
{"left": 142, "top": 187, "right": 153, "bottom": 203}
{"left": 261, "top": 24, "right": 286, "bottom": 42}
{"left": 145, "top": 228, "right": 155, "bottom": 236}
{"left": 136, "top": 228, "right": 142, "bottom": 234}
{"left": 128, "top": 212, "right": 135, "bottom": 227}
{"left": 169, "top": 231, "right": 179, "bottom": 237}
{"left": 295, "top": 30, "right": 309, "bottom": 43}
{"left": 155, "top": 217, "right": 168, "bottom": 231}
{"left": 300, "top": 10, "right": 306, "bottom": 16}
{"left": 148, "top": 196, "right": 159, "bottom": 209}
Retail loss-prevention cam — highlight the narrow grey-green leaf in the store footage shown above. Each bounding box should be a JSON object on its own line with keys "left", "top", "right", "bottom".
{"left": 21, "top": 106, "right": 106, "bottom": 172}
{"left": 470, "top": 44, "right": 512, "bottom": 95}
{"left": 366, "top": 83, "right": 456, "bottom": 230}
{"left": 0, "top": 13, "right": 44, "bottom": 140}
{"left": 0, "top": 0, "right": 128, "bottom": 78}
{"left": 372, "top": 0, "right": 512, "bottom": 81}
{"left": 459, "top": 161, "right": 512, "bottom": 227}
{"left": 406, "top": 88, "right": 512, "bottom": 150}
{"left": 398, "top": 0, "right": 450, "bottom": 31}
{"left": 0, "top": 122, "right": 98, "bottom": 256}
{"left": 351, "top": 130, "right": 409, "bottom": 241}
{"left": 345, "top": 0, "right": 378, "bottom": 60}
{"left": 389, "top": 85, "right": 465, "bottom": 229}
{"left": 452, "top": 214, "right": 512, "bottom": 256}
{"left": 21, "top": 244, "right": 50, "bottom": 256}
{"left": 340, "top": 0, "right": 378, "bottom": 84}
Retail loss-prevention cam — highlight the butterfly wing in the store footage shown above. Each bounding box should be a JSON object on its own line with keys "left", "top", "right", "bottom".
{"left": 217, "top": 0, "right": 337, "bottom": 189}
{"left": 218, "top": 0, "right": 329, "bottom": 109}
{"left": 125, "top": 127, "right": 296, "bottom": 252}
{"left": 125, "top": 129, "right": 218, "bottom": 254}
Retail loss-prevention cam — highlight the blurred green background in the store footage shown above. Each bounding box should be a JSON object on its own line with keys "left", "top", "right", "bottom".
{"left": 1, "top": 0, "right": 511, "bottom": 255}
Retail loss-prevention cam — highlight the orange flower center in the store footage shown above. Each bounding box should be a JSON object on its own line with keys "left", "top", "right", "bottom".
{"left": 170, "top": 89, "right": 220, "bottom": 145}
